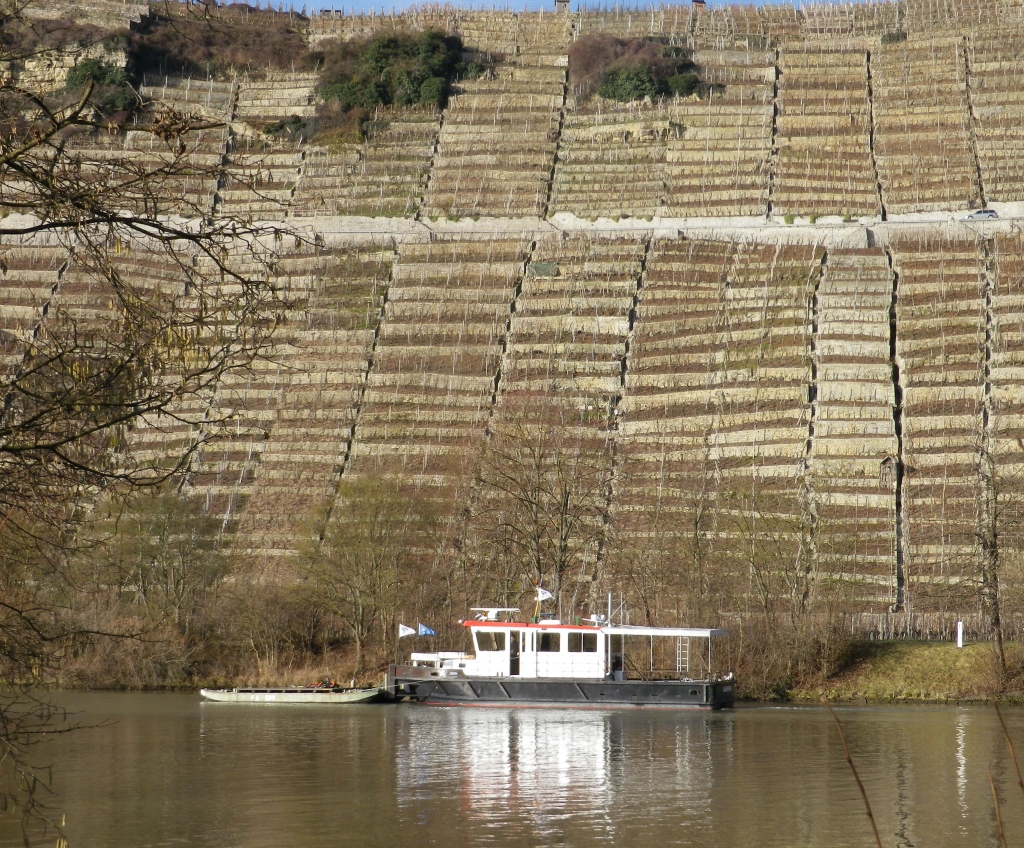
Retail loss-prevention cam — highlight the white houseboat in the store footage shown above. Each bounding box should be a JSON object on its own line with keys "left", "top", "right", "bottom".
{"left": 385, "top": 607, "right": 735, "bottom": 709}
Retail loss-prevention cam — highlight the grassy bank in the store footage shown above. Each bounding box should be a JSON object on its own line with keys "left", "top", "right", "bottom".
{"left": 788, "top": 640, "right": 1024, "bottom": 703}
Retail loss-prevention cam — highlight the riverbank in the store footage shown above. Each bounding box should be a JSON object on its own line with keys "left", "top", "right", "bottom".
{"left": 788, "top": 640, "right": 1024, "bottom": 703}
{"left": 61, "top": 639, "right": 1024, "bottom": 704}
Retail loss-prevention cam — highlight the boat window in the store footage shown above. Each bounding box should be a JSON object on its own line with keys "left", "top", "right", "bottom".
{"left": 538, "top": 632, "right": 561, "bottom": 652}
{"left": 568, "top": 632, "right": 598, "bottom": 653}
{"left": 476, "top": 631, "right": 506, "bottom": 652}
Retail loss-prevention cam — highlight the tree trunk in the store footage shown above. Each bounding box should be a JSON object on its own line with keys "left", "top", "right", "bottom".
{"left": 983, "top": 543, "right": 1006, "bottom": 680}
{"left": 353, "top": 633, "right": 364, "bottom": 678}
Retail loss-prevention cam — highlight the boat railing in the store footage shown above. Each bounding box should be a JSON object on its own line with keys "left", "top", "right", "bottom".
{"left": 409, "top": 651, "right": 472, "bottom": 668}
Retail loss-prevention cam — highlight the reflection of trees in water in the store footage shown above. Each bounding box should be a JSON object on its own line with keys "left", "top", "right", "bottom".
{"left": 893, "top": 737, "right": 913, "bottom": 848}
{"left": 956, "top": 712, "right": 969, "bottom": 823}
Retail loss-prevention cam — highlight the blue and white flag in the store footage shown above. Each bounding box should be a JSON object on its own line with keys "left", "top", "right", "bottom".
{"left": 536, "top": 587, "right": 553, "bottom": 602}
{"left": 398, "top": 623, "right": 416, "bottom": 638}
{"left": 418, "top": 623, "right": 436, "bottom": 636}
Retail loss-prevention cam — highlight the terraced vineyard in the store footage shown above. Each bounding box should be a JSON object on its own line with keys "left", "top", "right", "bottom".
{"left": 9, "top": 0, "right": 1024, "bottom": 624}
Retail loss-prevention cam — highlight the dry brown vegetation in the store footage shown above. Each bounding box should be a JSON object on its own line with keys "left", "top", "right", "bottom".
{"left": 0, "top": 17, "right": 117, "bottom": 55}
{"left": 127, "top": 4, "right": 315, "bottom": 78}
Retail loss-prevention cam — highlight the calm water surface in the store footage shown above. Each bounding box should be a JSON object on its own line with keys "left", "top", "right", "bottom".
{"left": 3, "top": 693, "right": 1024, "bottom": 847}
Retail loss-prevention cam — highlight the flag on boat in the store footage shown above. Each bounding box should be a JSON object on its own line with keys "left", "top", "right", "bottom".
{"left": 398, "top": 623, "right": 416, "bottom": 638}
{"left": 536, "top": 587, "right": 553, "bottom": 601}
{"left": 418, "top": 623, "right": 435, "bottom": 636}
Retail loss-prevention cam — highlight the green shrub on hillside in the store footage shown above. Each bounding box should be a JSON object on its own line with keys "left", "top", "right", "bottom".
{"left": 66, "top": 58, "right": 136, "bottom": 114}
{"left": 312, "top": 29, "right": 466, "bottom": 143}
{"left": 881, "top": 29, "right": 908, "bottom": 44}
{"left": 598, "top": 64, "right": 658, "bottom": 101}
{"left": 666, "top": 72, "right": 702, "bottom": 97}
{"left": 263, "top": 115, "right": 306, "bottom": 138}
{"left": 66, "top": 57, "right": 127, "bottom": 89}
{"left": 317, "top": 30, "right": 464, "bottom": 113}
{"left": 419, "top": 75, "right": 447, "bottom": 109}
{"left": 319, "top": 79, "right": 388, "bottom": 112}
{"left": 570, "top": 33, "right": 719, "bottom": 103}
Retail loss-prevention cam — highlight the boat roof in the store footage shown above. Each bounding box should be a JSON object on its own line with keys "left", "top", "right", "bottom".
{"left": 464, "top": 620, "right": 600, "bottom": 630}
{"left": 463, "top": 620, "right": 728, "bottom": 638}
{"left": 602, "top": 626, "right": 730, "bottom": 638}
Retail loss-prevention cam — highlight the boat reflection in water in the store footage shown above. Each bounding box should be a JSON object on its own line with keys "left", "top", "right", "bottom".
{"left": 6, "top": 694, "right": 1024, "bottom": 848}
{"left": 393, "top": 706, "right": 733, "bottom": 843}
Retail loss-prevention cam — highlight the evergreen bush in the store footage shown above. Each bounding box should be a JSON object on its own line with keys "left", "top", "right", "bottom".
{"left": 313, "top": 29, "right": 466, "bottom": 143}
{"left": 65, "top": 58, "right": 136, "bottom": 113}
{"left": 66, "top": 58, "right": 127, "bottom": 89}
{"left": 569, "top": 34, "right": 718, "bottom": 103}
{"left": 317, "top": 30, "right": 464, "bottom": 113}
{"left": 598, "top": 63, "right": 658, "bottom": 101}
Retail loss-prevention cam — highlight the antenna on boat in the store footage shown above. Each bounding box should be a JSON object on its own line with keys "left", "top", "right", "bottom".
{"left": 606, "top": 592, "right": 627, "bottom": 625}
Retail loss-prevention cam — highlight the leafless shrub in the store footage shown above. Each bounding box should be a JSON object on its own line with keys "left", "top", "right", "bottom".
{"left": 127, "top": 4, "right": 315, "bottom": 78}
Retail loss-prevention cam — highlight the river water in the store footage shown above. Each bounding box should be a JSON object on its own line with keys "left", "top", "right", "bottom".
{"left": 2, "top": 693, "right": 1024, "bottom": 847}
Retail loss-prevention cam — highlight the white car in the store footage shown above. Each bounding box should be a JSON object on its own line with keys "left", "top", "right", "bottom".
{"left": 966, "top": 209, "right": 999, "bottom": 220}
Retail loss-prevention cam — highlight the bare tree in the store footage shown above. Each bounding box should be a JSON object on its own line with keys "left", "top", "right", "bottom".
{"left": 608, "top": 425, "right": 736, "bottom": 629}
{"left": 474, "top": 413, "right": 611, "bottom": 619}
{"left": 1, "top": 4, "right": 289, "bottom": 522}
{"left": 0, "top": 3, "right": 291, "bottom": 834}
{"left": 608, "top": 464, "right": 721, "bottom": 627}
{"left": 969, "top": 443, "right": 1024, "bottom": 678}
{"left": 302, "top": 477, "right": 436, "bottom": 677}
{"left": 713, "top": 466, "right": 868, "bottom": 694}
{"left": 93, "top": 486, "right": 226, "bottom": 632}
{"left": 721, "top": 470, "right": 811, "bottom": 625}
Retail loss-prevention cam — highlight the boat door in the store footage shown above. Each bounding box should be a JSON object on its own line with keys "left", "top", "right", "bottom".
{"left": 510, "top": 631, "right": 520, "bottom": 676}
{"left": 607, "top": 633, "right": 625, "bottom": 680}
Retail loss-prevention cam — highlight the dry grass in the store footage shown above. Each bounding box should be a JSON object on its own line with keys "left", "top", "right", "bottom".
{"left": 205, "top": 663, "right": 384, "bottom": 691}
{"left": 792, "top": 640, "right": 1024, "bottom": 703}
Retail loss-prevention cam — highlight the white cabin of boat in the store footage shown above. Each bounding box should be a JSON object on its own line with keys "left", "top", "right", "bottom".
{"left": 407, "top": 608, "right": 730, "bottom": 682}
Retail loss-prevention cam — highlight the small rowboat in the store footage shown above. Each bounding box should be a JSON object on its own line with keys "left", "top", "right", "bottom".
{"left": 200, "top": 687, "right": 382, "bottom": 704}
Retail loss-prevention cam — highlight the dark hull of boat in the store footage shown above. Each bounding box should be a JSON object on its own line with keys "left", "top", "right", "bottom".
{"left": 386, "top": 665, "right": 735, "bottom": 709}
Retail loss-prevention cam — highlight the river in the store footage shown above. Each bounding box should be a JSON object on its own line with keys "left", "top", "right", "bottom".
{"left": 1, "top": 693, "right": 1023, "bottom": 847}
